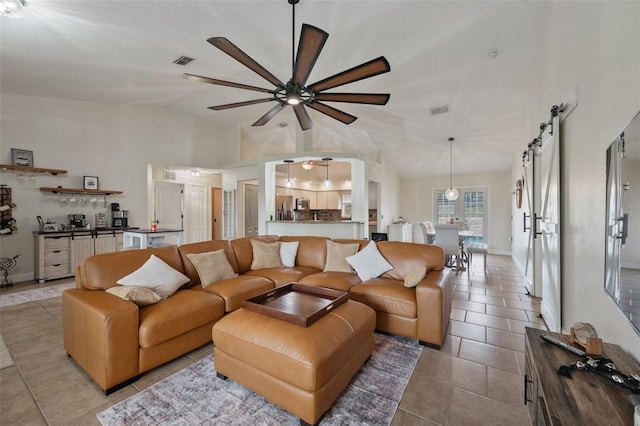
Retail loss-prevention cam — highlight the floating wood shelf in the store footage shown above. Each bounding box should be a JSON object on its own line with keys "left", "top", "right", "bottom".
{"left": 40, "top": 187, "right": 123, "bottom": 195}
{"left": 0, "top": 164, "right": 68, "bottom": 175}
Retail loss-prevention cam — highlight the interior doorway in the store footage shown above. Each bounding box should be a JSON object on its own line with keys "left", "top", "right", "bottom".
{"left": 212, "top": 187, "right": 223, "bottom": 240}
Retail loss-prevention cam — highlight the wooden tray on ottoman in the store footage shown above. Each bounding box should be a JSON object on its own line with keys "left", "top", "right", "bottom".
{"left": 242, "top": 283, "right": 349, "bottom": 327}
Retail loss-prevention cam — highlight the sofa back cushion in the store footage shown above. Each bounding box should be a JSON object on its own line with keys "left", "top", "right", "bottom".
{"left": 278, "top": 236, "right": 329, "bottom": 270}
{"left": 178, "top": 240, "right": 239, "bottom": 286}
{"left": 80, "top": 246, "right": 183, "bottom": 291}
{"left": 230, "top": 235, "right": 280, "bottom": 274}
{"left": 376, "top": 241, "right": 445, "bottom": 281}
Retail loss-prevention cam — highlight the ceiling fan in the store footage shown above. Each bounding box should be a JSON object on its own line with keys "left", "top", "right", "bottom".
{"left": 184, "top": 0, "right": 390, "bottom": 131}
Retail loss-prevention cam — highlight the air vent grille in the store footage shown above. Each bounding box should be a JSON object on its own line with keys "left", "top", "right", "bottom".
{"left": 163, "top": 169, "right": 176, "bottom": 180}
{"left": 430, "top": 105, "right": 449, "bottom": 115}
{"left": 173, "top": 56, "right": 194, "bottom": 66}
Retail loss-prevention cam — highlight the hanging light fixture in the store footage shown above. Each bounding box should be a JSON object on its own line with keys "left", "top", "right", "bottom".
{"left": 444, "top": 137, "right": 459, "bottom": 201}
{"left": 301, "top": 161, "right": 314, "bottom": 170}
{"left": 284, "top": 159, "right": 293, "bottom": 187}
{"left": 322, "top": 157, "right": 332, "bottom": 187}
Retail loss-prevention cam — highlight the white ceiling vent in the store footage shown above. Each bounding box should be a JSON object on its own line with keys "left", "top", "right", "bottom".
{"left": 173, "top": 56, "right": 194, "bottom": 66}
{"left": 430, "top": 105, "right": 449, "bottom": 115}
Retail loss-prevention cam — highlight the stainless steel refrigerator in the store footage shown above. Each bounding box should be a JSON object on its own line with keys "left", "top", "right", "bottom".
{"left": 276, "top": 195, "right": 294, "bottom": 220}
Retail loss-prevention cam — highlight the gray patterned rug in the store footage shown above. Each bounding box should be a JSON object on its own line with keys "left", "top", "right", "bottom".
{"left": 0, "top": 281, "right": 75, "bottom": 308}
{"left": 97, "top": 333, "right": 422, "bottom": 426}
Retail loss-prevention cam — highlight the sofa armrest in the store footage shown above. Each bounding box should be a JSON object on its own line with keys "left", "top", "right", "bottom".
{"left": 415, "top": 269, "right": 451, "bottom": 348}
{"left": 62, "top": 289, "right": 140, "bottom": 392}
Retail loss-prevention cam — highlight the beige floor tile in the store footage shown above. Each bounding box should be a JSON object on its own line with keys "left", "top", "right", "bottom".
{"left": 469, "top": 293, "right": 505, "bottom": 307}
{"left": 464, "top": 311, "right": 511, "bottom": 331}
{"left": 0, "top": 387, "right": 48, "bottom": 426}
{"left": 486, "top": 288, "right": 522, "bottom": 300}
{"left": 458, "top": 339, "right": 520, "bottom": 374}
{"left": 453, "top": 290, "right": 470, "bottom": 301}
{"left": 504, "top": 298, "right": 540, "bottom": 311}
{"left": 398, "top": 375, "right": 453, "bottom": 425}
{"left": 451, "top": 299, "right": 486, "bottom": 314}
{"left": 447, "top": 388, "right": 530, "bottom": 426}
{"left": 186, "top": 342, "right": 214, "bottom": 361}
{"left": 441, "top": 334, "right": 461, "bottom": 357}
{"left": 449, "top": 320, "right": 486, "bottom": 343}
{"left": 415, "top": 349, "right": 487, "bottom": 396}
{"left": 525, "top": 310, "right": 545, "bottom": 323}
{"left": 509, "top": 319, "right": 547, "bottom": 335}
{"left": 486, "top": 328, "right": 525, "bottom": 352}
{"left": 391, "top": 408, "right": 440, "bottom": 425}
{"left": 487, "top": 367, "right": 525, "bottom": 408}
{"left": 132, "top": 355, "right": 195, "bottom": 391}
{"left": 486, "top": 305, "right": 529, "bottom": 321}
{"left": 450, "top": 308, "right": 467, "bottom": 322}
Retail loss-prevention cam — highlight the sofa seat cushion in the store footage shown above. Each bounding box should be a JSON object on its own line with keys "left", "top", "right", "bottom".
{"left": 298, "top": 271, "right": 362, "bottom": 292}
{"left": 138, "top": 289, "right": 225, "bottom": 348}
{"left": 349, "top": 277, "right": 417, "bottom": 318}
{"left": 244, "top": 266, "right": 320, "bottom": 288}
{"left": 200, "top": 275, "right": 274, "bottom": 312}
{"left": 212, "top": 300, "right": 375, "bottom": 391}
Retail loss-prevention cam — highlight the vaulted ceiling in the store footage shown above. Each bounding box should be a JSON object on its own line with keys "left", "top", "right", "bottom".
{"left": 0, "top": 0, "right": 548, "bottom": 178}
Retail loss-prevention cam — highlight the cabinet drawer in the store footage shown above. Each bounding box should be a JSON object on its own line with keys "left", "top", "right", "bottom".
{"left": 44, "top": 263, "right": 71, "bottom": 277}
{"left": 44, "top": 237, "right": 70, "bottom": 250}
{"left": 44, "top": 249, "right": 70, "bottom": 265}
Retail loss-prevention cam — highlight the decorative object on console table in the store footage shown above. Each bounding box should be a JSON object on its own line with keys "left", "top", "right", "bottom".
{"left": 83, "top": 176, "right": 99, "bottom": 190}
{"left": 10, "top": 148, "right": 33, "bottom": 167}
{"left": 524, "top": 327, "right": 639, "bottom": 425}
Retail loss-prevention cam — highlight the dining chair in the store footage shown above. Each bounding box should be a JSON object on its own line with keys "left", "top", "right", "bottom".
{"left": 419, "top": 221, "right": 436, "bottom": 244}
{"left": 434, "top": 224, "right": 463, "bottom": 273}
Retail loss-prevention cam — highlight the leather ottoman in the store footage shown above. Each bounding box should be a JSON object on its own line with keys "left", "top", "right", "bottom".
{"left": 211, "top": 300, "right": 376, "bottom": 425}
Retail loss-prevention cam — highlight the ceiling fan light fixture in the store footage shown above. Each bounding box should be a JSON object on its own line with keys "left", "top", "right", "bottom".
{"left": 286, "top": 92, "right": 301, "bottom": 105}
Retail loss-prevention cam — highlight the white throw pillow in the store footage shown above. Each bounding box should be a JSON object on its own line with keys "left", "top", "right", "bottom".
{"left": 186, "top": 250, "right": 238, "bottom": 288}
{"left": 346, "top": 241, "right": 393, "bottom": 281}
{"left": 116, "top": 254, "right": 190, "bottom": 299}
{"left": 280, "top": 241, "right": 300, "bottom": 267}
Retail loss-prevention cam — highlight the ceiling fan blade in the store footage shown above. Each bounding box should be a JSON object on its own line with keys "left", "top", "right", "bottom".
{"left": 308, "top": 56, "right": 390, "bottom": 92}
{"left": 253, "top": 103, "right": 287, "bottom": 126}
{"left": 306, "top": 101, "right": 357, "bottom": 125}
{"left": 207, "top": 98, "right": 274, "bottom": 111}
{"left": 293, "top": 24, "right": 329, "bottom": 87}
{"left": 184, "top": 73, "right": 274, "bottom": 94}
{"left": 208, "top": 37, "right": 285, "bottom": 88}
{"left": 314, "top": 93, "right": 390, "bottom": 105}
{"left": 293, "top": 104, "right": 313, "bottom": 130}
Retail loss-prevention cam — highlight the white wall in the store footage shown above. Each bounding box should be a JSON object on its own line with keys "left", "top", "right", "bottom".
{"left": 399, "top": 171, "right": 512, "bottom": 253}
{"left": 0, "top": 94, "right": 229, "bottom": 281}
{"left": 511, "top": 2, "right": 640, "bottom": 359}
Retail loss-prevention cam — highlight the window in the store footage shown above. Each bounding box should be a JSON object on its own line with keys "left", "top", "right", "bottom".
{"left": 434, "top": 187, "right": 488, "bottom": 244}
{"left": 223, "top": 190, "right": 235, "bottom": 239}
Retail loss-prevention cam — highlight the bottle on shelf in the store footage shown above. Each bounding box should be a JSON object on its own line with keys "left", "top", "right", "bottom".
{"left": 0, "top": 203, "right": 17, "bottom": 212}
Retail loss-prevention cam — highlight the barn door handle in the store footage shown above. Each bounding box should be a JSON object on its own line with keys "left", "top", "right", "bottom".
{"left": 523, "top": 374, "right": 534, "bottom": 405}
{"left": 616, "top": 213, "right": 628, "bottom": 244}
{"left": 523, "top": 212, "right": 530, "bottom": 233}
{"left": 533, "top": 214, "right": 543, "bottom": 238}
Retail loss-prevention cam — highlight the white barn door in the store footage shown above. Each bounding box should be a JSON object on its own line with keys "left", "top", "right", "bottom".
{"left": 538, "top": 113, "right": 562, "bottom": 332}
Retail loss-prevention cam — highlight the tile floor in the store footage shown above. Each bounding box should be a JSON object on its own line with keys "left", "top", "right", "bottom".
{"left": 0, "top": 254, "right": 545, "bottom": 425}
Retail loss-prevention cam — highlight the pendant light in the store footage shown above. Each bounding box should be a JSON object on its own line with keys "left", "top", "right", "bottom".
{"left": 322, "top": 157, "right": 332, "bottom": 187}
{"left": 284, "top": 159, "right": 293, "bottom": 187}
{"left": 444, "top": 137, "right": 459, "bottom": 201}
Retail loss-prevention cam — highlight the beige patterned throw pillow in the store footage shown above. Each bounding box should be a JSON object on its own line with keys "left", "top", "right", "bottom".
{"left": 404, "top": 265, "right": 428, "bottom": 288}
{"left": 323, "top": 240, "right": 360, "bottom": 273}
{"left": 187, "top": 250, "right": 238, "bottom": 288}
{"left": 106, "top": 286, "right": 162, "bottom": 306}
{"left": 250, "top": 239, "right": 283, "bottom": 269}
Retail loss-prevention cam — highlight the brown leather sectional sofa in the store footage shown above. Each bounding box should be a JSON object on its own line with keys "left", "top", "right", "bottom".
{"left": 62, "top": 235, "right": 451, "bottom": 393}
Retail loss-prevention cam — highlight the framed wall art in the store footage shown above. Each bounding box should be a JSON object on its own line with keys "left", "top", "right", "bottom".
{"left": 11, "top": 148, "right": 33, "bottom": 167}
{"left": 83, "top": 176, "right": 99, "bottom": 190}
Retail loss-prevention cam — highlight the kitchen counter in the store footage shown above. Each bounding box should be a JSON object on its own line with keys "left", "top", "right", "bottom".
{"left": 123, "top": 229, "right": 183, "bottom": 249}
{"left": 266, "top": 220, "right": 365, "bottom": 239}
{"left": 33, "top": 227, "right": 139, "bottom": 235}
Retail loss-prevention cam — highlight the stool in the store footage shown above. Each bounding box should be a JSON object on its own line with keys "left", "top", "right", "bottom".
{"left": 211, "top": 300, "right": 376, "bottom": 425}
{"left": 466, "top": 243, "right": 488, "bottom": 275}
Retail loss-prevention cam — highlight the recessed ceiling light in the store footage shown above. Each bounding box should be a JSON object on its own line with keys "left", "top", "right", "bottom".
{"left": 488, "top": 50, "right": 498, "bottom": 60}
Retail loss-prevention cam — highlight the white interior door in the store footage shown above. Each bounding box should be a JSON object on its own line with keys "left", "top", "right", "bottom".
{"left": 185, "top": 184, "right": 208, "bottom": 243}
{"left": 154, "top": 182, "right": 184, "bottom": 231}
{"left": 539, "top": 115, "right": 562, "bottom": 332}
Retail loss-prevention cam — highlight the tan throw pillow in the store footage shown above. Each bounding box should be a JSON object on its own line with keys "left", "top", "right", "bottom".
{"left": 404, "top": 266, "right": 428, "bottom": 288}
{"left": 324, "top": 240, "right": 360, "bottom": 273}
{"left": 187, "top": 250, "right": 238, "bottom": 288}
{"left": 106, "top": 286, "right": 162, "bottom": 306}
{"left": 250, "top": 239, "right": 283, "bottom": 270}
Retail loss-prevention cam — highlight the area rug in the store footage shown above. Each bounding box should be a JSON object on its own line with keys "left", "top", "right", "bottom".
{"left": 0, "top": 335, "right": 14, "bottom": 369}
{"left": 97, "top": 333, "right": 422, "bottom": 425}
{"left": 0, "top": 281, "right": 75, "bottom": 308}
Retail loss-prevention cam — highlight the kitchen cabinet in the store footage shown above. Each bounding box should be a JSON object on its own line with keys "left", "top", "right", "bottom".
{"left": 35, "top": 230, "right": 123, "bottom": 282}
{"left": 389, "top": 223, "right": 413, "bottom": 242}
{"left": 316, "top": 192, "right": 327, "bottom": 209}
{"left": 34, "top": 234, "right": 72, "bottom": 282}
{"left": 326, "top": 191, "right": 340, "bottom": 209}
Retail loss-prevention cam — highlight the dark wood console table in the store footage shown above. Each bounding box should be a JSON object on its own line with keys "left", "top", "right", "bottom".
{"left": 524, "top": 327, "right": 639, "bottom": 425}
